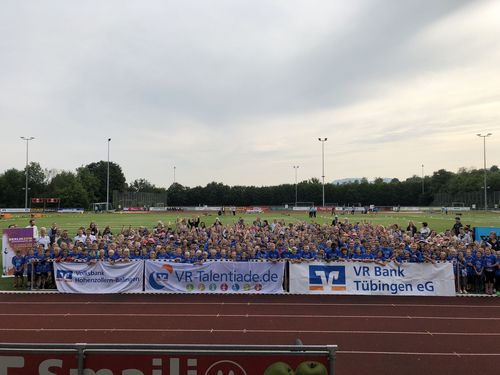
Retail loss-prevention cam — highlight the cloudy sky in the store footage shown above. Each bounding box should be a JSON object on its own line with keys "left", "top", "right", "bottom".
{"left": 1, "top": 0, "right": 499, "bottom": 187}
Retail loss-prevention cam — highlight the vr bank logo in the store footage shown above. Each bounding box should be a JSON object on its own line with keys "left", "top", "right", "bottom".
{"left": 308, "top": 265, "right": 346, "bottom": 291}
{"left": 149, "top": 263, "right": 174, "bottom": 290}
{"left": 56, "top": 270, "right": 73, "bottom": 282}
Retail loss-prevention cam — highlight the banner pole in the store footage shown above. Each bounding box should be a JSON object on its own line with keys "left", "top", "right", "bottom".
{"left": 327, "top": 345, "right": 337, "bottom": 375}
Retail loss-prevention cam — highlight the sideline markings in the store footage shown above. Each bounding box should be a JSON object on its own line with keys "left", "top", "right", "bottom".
{"left": 0, "top": 313, "right": 499, "bottom": 320}
{"left": 0, "top": 300, "right": 499, "bottom": 308}
{"left": 0, "top": 328, "right": 498, "bottom": 336}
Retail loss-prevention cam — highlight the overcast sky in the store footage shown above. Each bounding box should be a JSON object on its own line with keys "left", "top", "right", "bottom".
{"left": 1, "top": 0, "right": 499, "bottom": 187}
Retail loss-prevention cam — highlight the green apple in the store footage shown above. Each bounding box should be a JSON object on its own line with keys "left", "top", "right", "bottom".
{"left": 295, "top": 361, "right": 328, "bottom": 375}
{"left": 264, "top": 361, "right": 296, "bottom": 375}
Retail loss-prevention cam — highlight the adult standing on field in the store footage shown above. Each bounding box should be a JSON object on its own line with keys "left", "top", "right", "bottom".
{"left": 452, "top": 217, "right": 463, "bottom": 236}
{"left": 48, "top": 223, "right": 58, "bottom": 245}
{"left": 26, "top": 219, "right": 38, "bottom": 239}
{"left": 420, "top": 222, "right": 431, "bottom": 238}
{"left": 487, "top": 232, "right": 500, "bottom": 251}
{"left": 406, "top": 221, "right": 418, "bottom": 236}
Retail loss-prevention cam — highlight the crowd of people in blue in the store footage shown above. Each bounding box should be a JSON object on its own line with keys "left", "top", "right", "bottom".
{"left": 10, "top": 216, "right": 500, "bottom": 295}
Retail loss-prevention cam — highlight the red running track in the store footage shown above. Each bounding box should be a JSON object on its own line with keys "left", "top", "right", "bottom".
{"left": 0, "top": 293, "right": 499, "bottom": 375}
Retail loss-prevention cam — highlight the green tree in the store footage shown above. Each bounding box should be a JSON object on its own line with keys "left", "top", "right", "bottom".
{"left": 25, "top": 162, "right": 47, "bottom": 198}
{"left": 0, "top": 169, "right": 25, "bottom": 208}
{"left": 48, "top": 171, "right": 90, "bottom": 207}
{"left": 129, "top": 178, "right": 156, "bottom": 193}
{"left": 77, "top": 161, "right": 126, "bottom": 203}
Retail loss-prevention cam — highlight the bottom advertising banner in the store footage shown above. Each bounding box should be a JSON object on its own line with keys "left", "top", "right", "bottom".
{"left": 0, "top": 352, "right": 331, "bottom": 375}
{"left": 145, "top": 260, "right": 285, "bottom": 293}
{"left": 54, "top": 261, "right": 143, "bottom": 293}
{"left": 290, "top": 261, "right": 455, "bottom": 296}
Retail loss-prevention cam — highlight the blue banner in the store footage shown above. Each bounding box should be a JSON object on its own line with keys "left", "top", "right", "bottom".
{"left": 474, "top": 226, "right": 500, "bottom": 242}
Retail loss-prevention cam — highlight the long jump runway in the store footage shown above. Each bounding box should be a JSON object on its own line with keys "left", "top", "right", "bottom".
{"left": 1, "top": 294, "right": 499, "bottom": 375}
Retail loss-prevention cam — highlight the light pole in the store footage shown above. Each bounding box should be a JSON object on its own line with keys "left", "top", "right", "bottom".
{"left": 106, "top": 138, "right": 111, "bottom": 212}
{"left": 477, "top": 133, "right": 492, "bottom": 211}
{"left": 20, "top": 136, "right": 35, "bottom": 210}
{"left": 173, "top": 166, "right": 176, "bottom": 184}
{"left": 318, "top": 138, "right": 327, "bottom": 207}
{"left": 293, "top": 165, "right": 299, "bottom": 206}
{"left": 421, "top": 164, "right": 424, "bottom": 194}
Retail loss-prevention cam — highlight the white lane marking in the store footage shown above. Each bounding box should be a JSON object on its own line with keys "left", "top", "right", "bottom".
{"left": 0, "top": 328, "right": 498, "bottom": 336}
{"left": 0, "top": 313, "right": 499, "bottom": 321}
{"left": 1, "top": 301, "right": 499, "bottom": 308}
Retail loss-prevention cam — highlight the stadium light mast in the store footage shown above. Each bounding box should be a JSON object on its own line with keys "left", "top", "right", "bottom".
{"left": 318, "top": 138, "right": 328, "bottom": 207}
{"left": 477, "top": 133, "right": 492, "bottom": 211}
{"left": 293, "top": 165, "right": 299, "bottom": 206}
{"left": 106, "top": 138, "right": 111, "bottom": 212}
{"left": 173, "top": 166, "right": 176, "bottom": 184}
{"left": 20, "top": 136, "right": 35, "bottom": 210}
{"left": 421, "top": 164, "right": 424, "bottom": 194}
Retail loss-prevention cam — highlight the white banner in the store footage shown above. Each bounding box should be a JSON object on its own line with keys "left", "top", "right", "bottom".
{"left": 54, "top": 261, "right": 143, "bottom": 294}
{"left": 289, "top": 261, "right": 455, "bottom": 296}
{"left": 145, "top": 260, "right": 285, "bottom": 294}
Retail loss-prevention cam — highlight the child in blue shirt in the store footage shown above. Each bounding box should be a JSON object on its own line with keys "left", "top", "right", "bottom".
{"left": 473, "top": 251, "right": 484, "bottom": 293}
{"left": 482, "top": 248, "right": 497, "bottom": 295}
{"left": 25, "top": 249, "right": 36, "bottom": 289}
{"left": 12, "top": 250, "right": 25, "bottom": 288}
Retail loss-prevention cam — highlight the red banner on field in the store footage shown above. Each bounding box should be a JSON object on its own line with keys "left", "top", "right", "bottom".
{"left": 31, "top": 197, "right": 60, "bottom": 203}
{"left": 0, "top": 352, "right": 330, "bottom": 374}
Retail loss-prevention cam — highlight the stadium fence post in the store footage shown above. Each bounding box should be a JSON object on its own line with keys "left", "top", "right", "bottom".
{"left": 285, "top": 261, "right": 290, "bottom": 292}
{"left": 76, "top": 343, "right": 86, "bottom": 375}
{"left": 327, "top": 345, "right": 337, "bottom": 375}
{"left": 30, "top": 263, "right": 34, "bottom": 291}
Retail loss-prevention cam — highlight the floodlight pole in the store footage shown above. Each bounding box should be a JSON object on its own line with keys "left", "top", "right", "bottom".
{"left": 173, "top": 166, "right": 176, "bottom": 184}
{"left": 106, "top": 138, "right": 111, "bottom": 212}
{"left": 421, "top": 164, "right": 424, "bottom": 194}
{"left": 20, "top": 136, "right": 35, "bottom": 210}
{"left": 293, "top": 165, "right": 299, "bottom": 206}
{"left": 477, "top": 133, "right": 492, "bottom": 211}
{"left": 318, "top": 138, "right": 327, "bottom": 207}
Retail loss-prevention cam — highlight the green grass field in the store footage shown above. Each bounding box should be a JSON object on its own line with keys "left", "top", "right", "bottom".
{"left": 2, "top": 210, "right": 500, "bottom": 291}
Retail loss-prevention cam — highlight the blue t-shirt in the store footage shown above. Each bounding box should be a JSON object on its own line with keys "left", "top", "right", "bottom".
{"left": 12, "top": 255, "right": 25, "bottom": 272}
{"left": 483, "top": 255, "right": 497, "bottom": 272}
{"left": 280, "top": 250, "right": 295, "bottom": 259}
{"left": 267, "top": 249, "right": 280, "bottom": 260}
{"left": 25, "top": 255, "right": 35, "bottom": 273}
{"left": 351, "top": 253, "right": 364, "bottom": 260}
{"left": 255, "top": 251, "right": 268, "bottom": 260}
{"left": 473, "top": 258, "right": 484, "bottom": 274}
{"left": 382, "top": 247, "right": 393, "bottom": 259}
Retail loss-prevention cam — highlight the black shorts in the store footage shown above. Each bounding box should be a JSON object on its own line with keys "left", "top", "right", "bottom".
{"left": 484, "top": 270, "right": 495, "bottom": 283}
{"left": 40, "top": 272, "right": 49, "bottom": 278}
{"left": 14, "top": 271, "right": 23, "bottom": 278}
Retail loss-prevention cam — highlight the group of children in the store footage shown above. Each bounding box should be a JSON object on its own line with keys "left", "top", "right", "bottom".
{"left": 8, "top": 217, "right": 500, "bottom": 295}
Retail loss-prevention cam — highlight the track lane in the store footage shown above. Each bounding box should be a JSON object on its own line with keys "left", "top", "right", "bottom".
{"left": 2, "top": 314, "right": 500, "bottom": 334}
{"left": 1, "top": 294, "right": 499, "bottom": 375}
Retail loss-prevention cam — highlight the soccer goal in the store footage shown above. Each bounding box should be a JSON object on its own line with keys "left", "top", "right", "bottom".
{"left": 92, "top": 202, "right": 111, "bottom": 212}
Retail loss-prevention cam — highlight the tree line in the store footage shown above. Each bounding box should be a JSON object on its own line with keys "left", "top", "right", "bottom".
{"left": 0, "top": 161, "right": 499, "bottom": 208}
